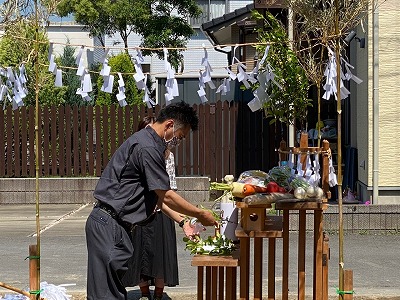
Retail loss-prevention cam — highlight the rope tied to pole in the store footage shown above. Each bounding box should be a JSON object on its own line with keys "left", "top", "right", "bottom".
{"left": 29, "top": 288, "right": 43, "bottom": 295}
{"left": 25, "top": 255, "right": 41, "bottom": 260}
{"left": 336, "top": 287, "right": 355, "bottom": 295}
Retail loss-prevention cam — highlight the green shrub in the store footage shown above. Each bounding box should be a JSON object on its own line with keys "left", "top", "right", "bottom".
{"left": 96, "top": 52, "right": 143, "bottom": 106}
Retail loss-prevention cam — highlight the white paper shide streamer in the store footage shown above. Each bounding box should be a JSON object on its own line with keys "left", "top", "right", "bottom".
{"left": 164, "top": 48, "right": 179, "bottom": 106}
{"left": 323, "top": 47, "right": 363, "bottom": 101}
{"left": 116, "top": 72, "right": 127, "bottom": 107}
{"left": 0, "top": 65, "right": 28, "bottom": 109}
{"left": 197, "top": 44, "right": 216, "bottom": 103}
{"left": 133, "top": 49, "right": 155, "bottom": 108}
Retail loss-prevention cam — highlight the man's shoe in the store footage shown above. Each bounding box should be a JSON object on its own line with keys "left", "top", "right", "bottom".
{"left": 139, "top": 296, "right": 151, "bottom": 300}
{"left": 153, "top": 296, "right": 162, "bottom": 300}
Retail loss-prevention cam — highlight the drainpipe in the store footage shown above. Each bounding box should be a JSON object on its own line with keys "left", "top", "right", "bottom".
{"left": 215, "top": 47, "right": 232, "bottom": 65}
{"left": 372, "top": 0, "right": 379, "bottom": 204}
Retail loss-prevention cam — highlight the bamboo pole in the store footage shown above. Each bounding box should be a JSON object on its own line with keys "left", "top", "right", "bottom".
{"left": 34, "top": 0, "right": 41, "bottom": 293}
{"left": 334, "top": 0, "right": 344, "bottom": 299}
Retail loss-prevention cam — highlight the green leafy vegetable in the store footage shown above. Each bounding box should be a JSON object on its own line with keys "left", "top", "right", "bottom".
{"left": 183, "top": 232, "right": 236, "bottom": 256}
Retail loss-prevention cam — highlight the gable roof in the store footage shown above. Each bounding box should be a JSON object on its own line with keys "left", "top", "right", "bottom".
{"left": 201, "top": 4, "right": 255, "bottom": 45}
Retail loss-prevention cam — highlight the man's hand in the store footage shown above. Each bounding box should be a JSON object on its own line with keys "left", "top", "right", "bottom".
{"left": 182, "top": 220, "right": 205, "bottom": 238}
{"left": 196, "top": 209, "right": 218, "bottom": 227}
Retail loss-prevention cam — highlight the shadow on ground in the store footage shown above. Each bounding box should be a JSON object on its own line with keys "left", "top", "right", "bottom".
{"left": 127, "top": 290, "right": 172, "bottom": 300}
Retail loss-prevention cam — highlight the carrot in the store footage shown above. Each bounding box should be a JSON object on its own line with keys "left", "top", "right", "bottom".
{"left": 242, "top": 184, "right": 256, "bottom": 197}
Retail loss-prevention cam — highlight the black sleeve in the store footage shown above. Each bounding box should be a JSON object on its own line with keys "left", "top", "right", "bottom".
{"left": 140, "top": 146, "right": 170, "bottom": 191}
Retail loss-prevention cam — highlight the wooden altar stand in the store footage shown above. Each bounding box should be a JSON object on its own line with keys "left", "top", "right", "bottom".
{"left": 192, "top": 136, "right": 332, "bottom": 300}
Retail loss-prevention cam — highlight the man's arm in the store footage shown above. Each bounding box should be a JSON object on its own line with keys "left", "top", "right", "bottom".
{"left": 155, "top": 189, "right": 217, "bottom": 227}
{"left": 159, "top": 201, "right": 185, "bottom": 223}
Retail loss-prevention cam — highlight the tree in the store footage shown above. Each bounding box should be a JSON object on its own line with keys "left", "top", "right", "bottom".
{"left": 0, "top": 20, "right": 66, "bottom": 106}
{"left": 56, "top": 0, "right": 201, "bottom": 70}
{"left": 285, "top": 0, "right": 371, "bottom": 145}
{"left": 252, "top": 11, "right": 312, "bottom": 128}
{"left": 0, "top": 0, "right": 59, "bottom": 25}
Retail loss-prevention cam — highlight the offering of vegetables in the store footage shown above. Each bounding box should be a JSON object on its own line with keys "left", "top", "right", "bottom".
{"left": 267, "top": 166, "right": 310, "bottom": 191}
{"left": 210, "top": 181, "right": 286, "bottom": 198}
{"left": 211, "top": 181, "right": 268, "bottom": 198}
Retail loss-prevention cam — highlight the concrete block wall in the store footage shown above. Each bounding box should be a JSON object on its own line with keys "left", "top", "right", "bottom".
{"left": 286, "top": 204, "right": 400, "bottom": 232}
{"left": 0, "top": 177, "right": 211, "bottom": 205}
{"left": 1, "top": 177, "right": 400, "bottom": 231}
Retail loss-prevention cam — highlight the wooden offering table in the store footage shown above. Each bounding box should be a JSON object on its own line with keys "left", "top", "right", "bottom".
{"left": 193, "top": 135, "right": 333, "bottom": 299}
{"left": 275, "top": 198, "right": 329, "bottom": 300}
{"left": 235, "top": 198, "right": 329, "bottom": 300}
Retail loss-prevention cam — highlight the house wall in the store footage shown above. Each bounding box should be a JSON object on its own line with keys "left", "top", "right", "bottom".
{"left": 105, "top": 29, "right": 228, "bottom": 77}
{"left": 375, "top": 0, "right": 400, "bottom": 203}
{"left": 354, "top": 16, "right": 370, "bottom": 199}
{"left": 47, "top": 23, "right": 94, "bottom": 66}
{"left": 357, "top": 0, "right": 400, "bottom": 204}
{"left": 228, "top": 0, "right": 252, "bottom": 11}
{"left": 377, "top": 0, "right": 400, "bottom": 187}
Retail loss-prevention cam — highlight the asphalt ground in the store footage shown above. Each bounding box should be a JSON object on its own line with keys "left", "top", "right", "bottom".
{"left": 0, "top": 204, "right": 400, "bottom": 299}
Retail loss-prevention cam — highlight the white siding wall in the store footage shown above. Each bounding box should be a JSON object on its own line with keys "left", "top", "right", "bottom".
{"left": 47, "top": 24, "right": 94, "bottom": 66}
{"left": 105, "top": 29, "right": 229, "bottom": 77}
{"left": 357, "top": 0, "right": 400, "bottom": 203}
{"left": 228, "top": 0, "right": 252, "bottom": 12}
{"left": 375, "top": 0, "right": 400, "bottom": 187}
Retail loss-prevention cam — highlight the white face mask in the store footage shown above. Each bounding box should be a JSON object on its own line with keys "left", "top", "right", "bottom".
{"left": 163, "top": 124, "right": 182, "bottom": 150}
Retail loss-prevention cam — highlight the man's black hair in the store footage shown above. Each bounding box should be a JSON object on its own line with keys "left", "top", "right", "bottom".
{"left": 156, "top": 101, "right": 199, "bottom": 131}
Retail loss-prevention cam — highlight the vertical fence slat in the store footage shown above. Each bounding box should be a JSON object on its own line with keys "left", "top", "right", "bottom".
{"left": 229, "top": 102, "right": 237, "bottom": 177}
{"left": 192, "top": 104, "right": 199, "bottom": 175}
{"left": 73, "top": 106, "right": 79, "bottom": 175}
{"left": 20, "top": 108, "right": 28, "bottom": 174}
{"left": 222, "top": 101, "right": 230, "bottom": 177}
{"left": 28, "top": 107, "right": 35, "bottom": 176}
{"left": 58, "top": 106, "right": 65, "bottom": 176}
{"left": 185, "top": 128, "right": 191, "bottom": 176}
{"left": 43, "top": 107, "right": 50, "bottom": 176}
{"left": 38, "top": 107, "right": 43, "bottom": 176}
{"left": 80, "top": 106, "right": 87, "bottom": 176}
{"left": 6, "top": 107, "right": 13, "bottom": 176}
{"left": 102, "top": 106, "right": 109, "bottom": 167}
{"left": 95, "top": 106, "right": 102, "bottom": 176}
{"left": 65, "top": 105, "right": 72, "bottom": 176}
{"left": 132, "top": 106, "right": 139, "bottom": 134}
{"left": 14, "top": 108, "right": 21, "bottom": 177}
{"left": 215, "top": 101, "right": 223, "bottom": 181}
{"left": 124, "top": 106, "right": 131, "bottom": 139}
{"left": 51, "top": 106, "right": 57, "bottom": 175}
{"left": 204, "top": 104, "right": 216, "bottom": 181}
{"left": 88, "top": 106, "right": 94, "bottom": 176}
{"left": 110, "top": 104, "right": 116, "bottom": 156}
{"left": 198, "top": 104, "right": 205, "bottom": 177}
{"left": 118, "top": 106, "right": 124, "bottom": 147}
{"left": 176, "top": 140, "right": 184, "bottom": 176}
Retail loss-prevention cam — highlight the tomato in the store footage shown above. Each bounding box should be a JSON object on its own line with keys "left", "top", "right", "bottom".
{"left": 266, "top": 181, "right": 279, "bottom": 193}
{"left": 278, "top": 186, "right": 286, "bottom": 193}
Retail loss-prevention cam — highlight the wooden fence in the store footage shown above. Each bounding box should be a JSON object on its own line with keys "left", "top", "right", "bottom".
{"left": 0, "top": 102, "right": 282, "bottom": 181}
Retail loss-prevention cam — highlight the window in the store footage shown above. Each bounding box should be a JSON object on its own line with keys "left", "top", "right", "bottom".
{"left": 190, "top": 0, "right": 226, "bottom": 28}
